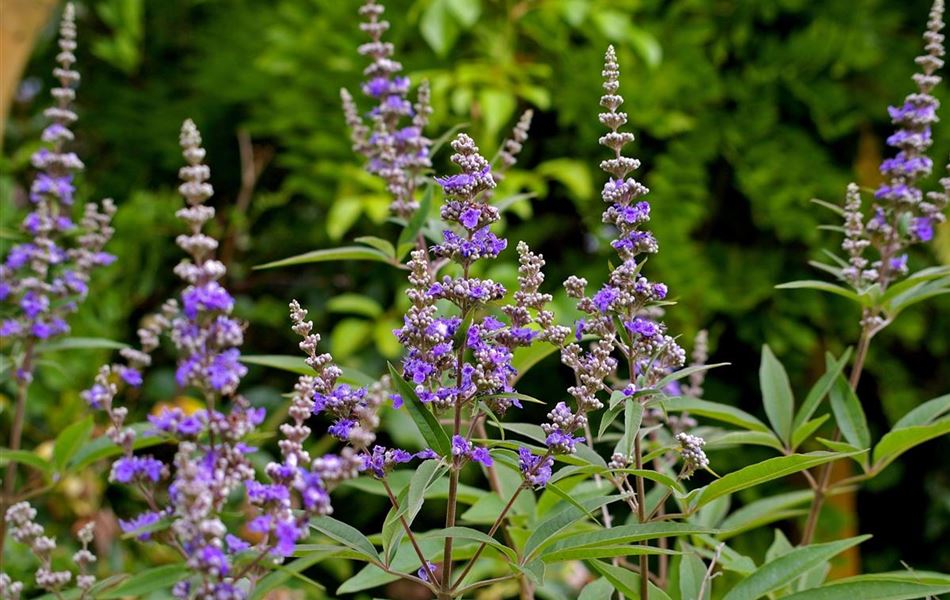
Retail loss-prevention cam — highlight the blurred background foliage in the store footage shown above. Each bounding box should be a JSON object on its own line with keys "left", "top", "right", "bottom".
{"left": 1, "top": 0, "right": 949, "bottom": 596}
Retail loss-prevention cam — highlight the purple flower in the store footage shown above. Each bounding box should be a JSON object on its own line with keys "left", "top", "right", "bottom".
{"left": 418, "top": 561, "right": 437, "bottom": 582}
{"left": 274, "top": 520, "right": 300, "bottom": 557}
{"left": 177, "top": 415, "right": 202, "bottom": 437}
{"left": 118, "top": 511, "right": 162, "bottom": 541}
{"left": 111, "top": 456, "right": 164, "bottom": 483}
{"left": 913, "top": 217, "right": 934, "bottom": 242}
{"left": 226, "top": 534, "right": 250, "bottom": 553}
{"left": 460, "top": 207, "right": 481, "bottom": 229}
{"left": 519, "top": 448, "right": 553, "bottom": 488}
{"left": 452, "top": 435, "right": 470, "bottom": 457}
{"left": 592, "top": 285, "right": 619, "bottom": 312}
{"left": 471, "top": 446, "right": 493, "bottom": 467}
{"left": 625, "top": 317, "right": 657, "bottom": 338}
{"left": 207, "top": 348, "right": 247, "bottom": 392}
{"left": 182, "top": 282, "right": 234, "bottom": 319}
{"left": 328, "top": 419, "right": 356, "bottom": 440}
{"left": 119, "top": 367, "right": 143, "bottom": 387}
{"left": 20, "top": 291, "right": 49, "bottom": 318}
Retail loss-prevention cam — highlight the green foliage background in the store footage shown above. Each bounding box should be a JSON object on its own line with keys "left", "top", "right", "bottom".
{"left": 2, "top": 0, "right": 948, "bottom": 594}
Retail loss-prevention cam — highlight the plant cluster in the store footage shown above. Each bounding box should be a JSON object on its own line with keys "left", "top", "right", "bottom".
{"left": 1, "top": 1, "right": 949, "bottom": 599}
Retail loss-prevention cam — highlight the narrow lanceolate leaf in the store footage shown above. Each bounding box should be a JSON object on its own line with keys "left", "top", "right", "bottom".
{"left": 654, "top": 362, "right": 730, "bottom": 391}
{"left": 872, "top": 416, "right": 950, "bottom": 472}
{"left": 240, "top": 354, "right": 310, "bottom": 374}
{"left": 775, "top": 280, "right": 861, "bottom": 303}
{"left": 721, "top": 536, "right": 871, "bottom": 600}
{"left": 781, "top": 572, "right": 950, "bottom": 600}
{"left": 419, "top": 527, "right": 517, "bottom": 562}
{"left": 588, "top": 560, "right": 674, "bottom": 600}
{"left": 718, "top": 490, "right": 813, "bottom": 538}
{"left": 793, "top": 349, "right": 853, "bottom": 430}
{"left": 354, "top": 235, "right": 396, "bottom": 258}
{"left": 689, "top": 451, "right": 861, "bottom": 510}
{"left": 254, "top": 245, "right": 392, "bottom": 269}
{"left": 828, "top": 374, "right": 870, "bottom": 449}
{"left": 540, "top": 523, "right": 714, "bottom": 562}
{"left": 37, "top": 336, "right": 129, "bottom": 353}
{"left": 522, "top": 495, "right": 619, "bottom": 560}
{"left": 52, "top": 416, "right": 94, "bottom": 471}
{"left": 760, "top": 345, "right": 795, "bottom": 445}
{"left": 0, "top": 449, "right": 51, "bottom": 475}
{"left": 616, "top": 398, "right": 643, "bottom": 458}
{"left": 657, "top": 396, "right": 770, "bottom": 432}
{"left": 893, "top": 393, "right": 950, "bottom": 428}
{"left": 388, "top": 363, "right": 451, "bottom": 456}
{"left": 679, "top": 549, "right": 710, "bottom": 600}
{"left": 579, "top": 578, "right": 615, "bottom": 600}
{"left": 97, "top": 564, "right": 189, "bottom": 598}
{"left": 311, "top": 515, "right": 381, "bottom": 563}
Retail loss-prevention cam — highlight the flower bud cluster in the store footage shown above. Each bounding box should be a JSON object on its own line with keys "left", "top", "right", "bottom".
{"left": 3, "top": 502, "right": 96, "bottom": 595}
{"left": 675, "top": 432, "right": 709, "bottom": 478}
{"left": 0, "top": 4, "right": 115, "bottom": 381}
{"left": 341, "top": 0, "right": 432, "bottom": 218}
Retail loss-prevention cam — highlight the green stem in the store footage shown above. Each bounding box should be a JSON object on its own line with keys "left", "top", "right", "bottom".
{"left": 800, "top": 325, "right": 872, "bottom": 546}
{"left": 0, "top": 342, "right": 34, "bottom": 566}
{"left": 382, "top": 479, "right": 439, "bottom": 586}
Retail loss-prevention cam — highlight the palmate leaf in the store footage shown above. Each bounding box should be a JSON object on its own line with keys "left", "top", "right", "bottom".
{"left": 722, "top": 536, "right": 871, "bottom": 600}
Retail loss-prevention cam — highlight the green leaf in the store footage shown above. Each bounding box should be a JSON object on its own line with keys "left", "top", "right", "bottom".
{"left": 420, "top": 0, "right": 459, "bottom": 56}
{"left": 793, "top": 349, "right": 853, "bottom": 430}
{"left": 382, "top": 460, "right": 445, "bottom": 562}
{"left": 419, "top": 526, "right": 517, "bottom": 562}
{"left": 719, "top": 490, "right": 813, "bottom": 539}
{"left": 679, "top": 549, "right": 710, "bottom": 600}
{"left": 541, "top": 523, "right": 714, "bottom": 562}
{"left": 0, "top": 449, "right": 51, "bottom": 475}
{"left": 689, "top": 452, "right": 860, "bottom": 510}
{"left": 310, "top": 515, "right": 381, "bottom": 563}
{"left": 52, "top": 416, "right": 94, "bottom": 471}
{"left": 97, "top": 564, "right": 188, "bottom": 598}
{"left": 872, "top": 417, "right": 950, "bottom": 472}
{"left": 588, "top": 560, "right": 674, "bottom": 600}
{"left": 250, "top": 551, "right": 333, "bottom": 599}
{"left": 655, "top": 362, "right": 730, "bottom": 391}
{"left": 254, "top": 246, "right": 392, "bottom": 269}
{"left": 326, "top": 293, "right": 384, "bottom": 318}
{"left": 707, "top": 430, "right": 785, "bottom": 451}
{"left": 511, "top": 343, "right": 561, "bottom": 383}
{"left": 722, "top": 536, "right": 871, "bottom": 600}
{"left": 523, "top": 495, "right": 619, "bottom": 560}
{"left": 760, "top": 345, "right": 795, "bottom": 445}
{"left": 829, "top": 375, "right": 870, "bottom": 449}
{"left": 446, "top": 0, "right": 481, "bottom": 27}
{"left": 354, "top": 235, "right": 396, "bottom": 258}
{"left": 616, "top": 398, "right": 643, "bottom": 457}
{"left": 239, "top": 355, "right": 373, "bottom": 386}
{"left": 792, "top": 415, "right": 831, "bottom": 450}
{"left": 657, "top": 396, "right": 770, "bottom": 432}
{"left": 37, "top": 336, "right": 129, "bottom": 353}
{"left": 781, "top": 573, "right": 950, "bottom": 600}
{"left": 396, "top": 185, "right": 433, "bottom": 259}
{"left": 579, "top": 578, "right": 614, "bottom": 600}
{"left": 893, "top": 393, "right": 950, "bottom": 428}
{"left": 69, "top": 425, "right": 168, "bottom": 471}
{"left": 388, "top": 363, "right": 451, "bottom": 456}
{"left": 775, "top": 280, "right": 861, "bottom": 303}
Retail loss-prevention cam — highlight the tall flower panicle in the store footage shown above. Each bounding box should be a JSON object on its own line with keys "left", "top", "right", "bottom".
{"left": 0, "top": 3, "right": 115, "bottom": 381}
{"left": 521, "top": 46, "right": 691, "bottom": 486}
{"left": 341, "top": 0, "right": 432, "bottom": 218}
{"left": 486, "top": 109, "right": 534, "bottom": 199}
{"left": 863, "top": 0, "right": 947, "bottom": 283}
